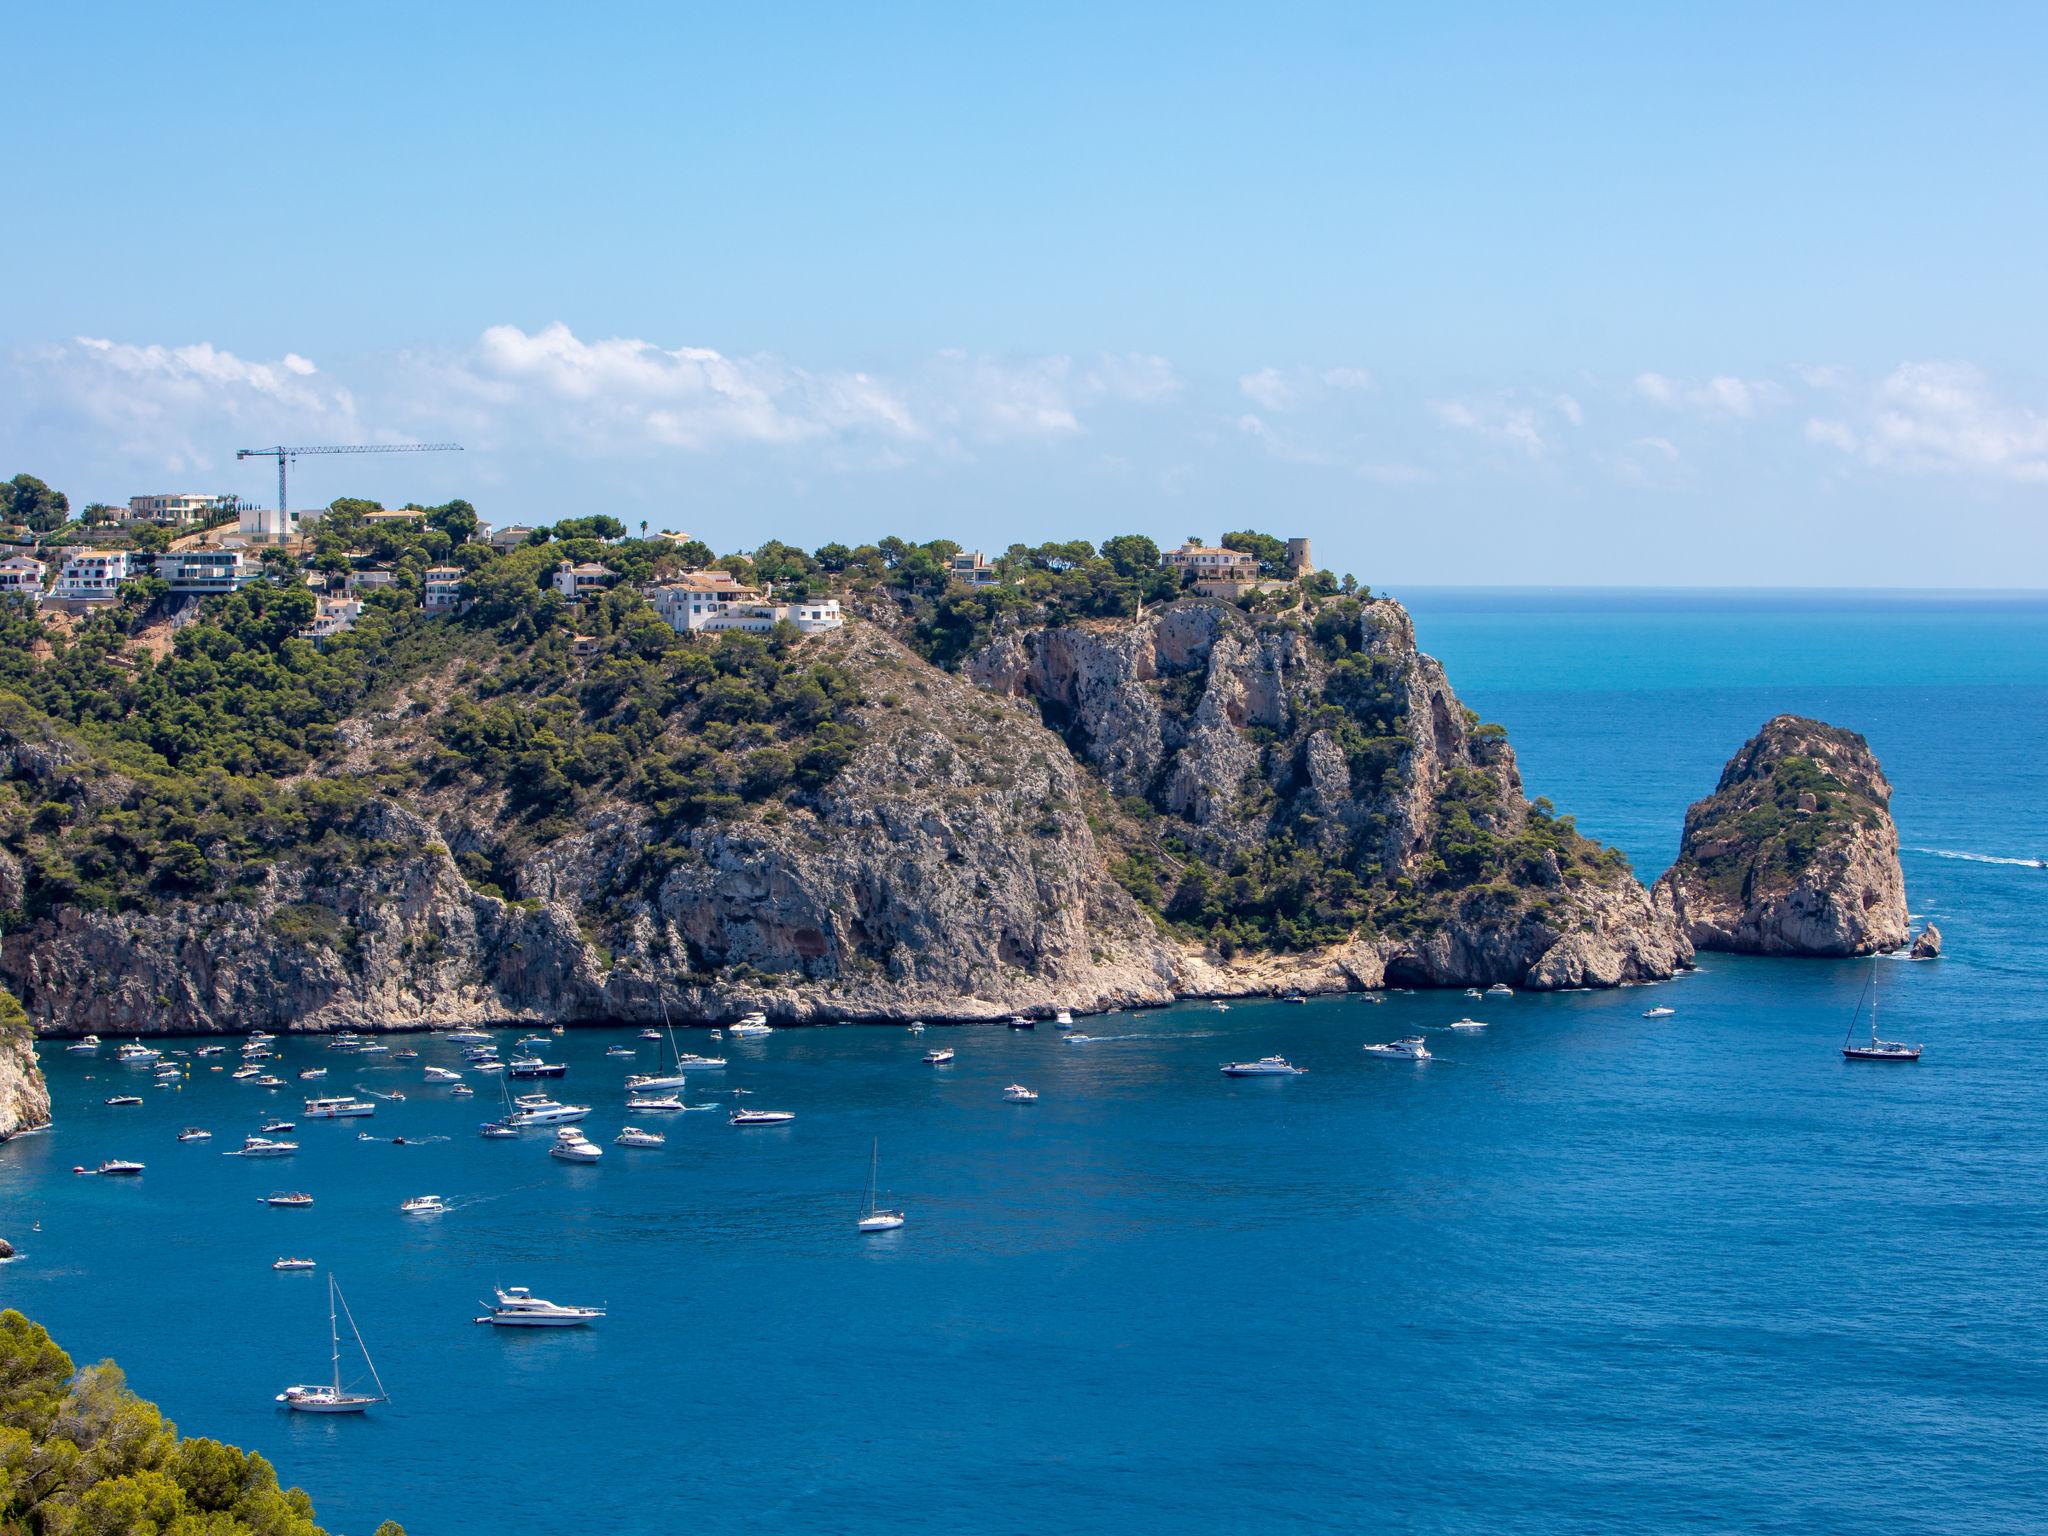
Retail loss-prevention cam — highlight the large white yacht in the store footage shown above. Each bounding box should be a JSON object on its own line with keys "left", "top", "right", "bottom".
{"left": 116, "top": 1041, "right": 160, "bottom": 1065}
{"left": 230, "top": 1135, "right": 299, "bottom": 1157}
{"left": 476, "top": 1286, "right": 605, "bottom": 1327}
{"left": 729, "top": 1108, "right": 795, "bottom": 1126}
{"left": 1363, "top": 1037, "right": 1432, "bottom": 1060}
{"left": 508, "top": 1095, "right": 591, "bottom": 1127}
{"left": 614, "top": 1125, "right": 666, "bottom": 1148}
{"left": 303, "top": 1096, "right": 376, "bottom": 1119}
{"left": 1220, "top": 1056, "right": 1305, "bottom": 1076}
{"left": 444, "top": 1028, "right": 492, "bottom": 1044}
{"left": 549, "top": 1128, "right": 603, "bottom": 1162}
{"left": 422, "top": 1066, "right": 464, "bottom": 1084}
{"left": 66, "top": 1035, "right": 101, "bottom": 1054}
{"left": 727, "top": 1013, "right": 774, "bottom": 1038}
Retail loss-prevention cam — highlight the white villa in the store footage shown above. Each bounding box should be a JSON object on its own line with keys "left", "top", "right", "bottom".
{"left": 552, "top": 560, "right": 619, "bottom": 601}
{"left": 651, "top": 569, "right": 844, "bottom": 636}
{"left": 422, "top": 565, "right": 466, "bottom": 613}
{"left": 298, "top": 595, "right": 363, "bottom": 643}
{"left": 50, "top": 549, "right": 133, "bottom": 604}
{"left": 159, "top": 549, "right": 253, "bottom": 596}
{"left": 949, "top": 549, "right": 1000, "bottom": 587}
{"left": 0, "top": 554, "right": 47, "bottom": 604}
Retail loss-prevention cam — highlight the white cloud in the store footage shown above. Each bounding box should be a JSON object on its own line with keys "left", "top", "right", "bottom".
{"left": 1805, "top": 418, "right": 1858, "bottom": 452}
{"left": 1430, "top": 392, "right": 1574, "bottom": 459}
{"left": 1862, "top": 362, "right": 2048, "bottom": 482}
{"left": 1236, "top": 364, "right": 1374, "bottom": 414}
{"left": 1634, "top": 370, "right": 1786, "bottom": 418}
{"left": 1238, "top": 367, "right": 1297, "bottom": 413}
{"left": 1084, "top": 352, "right": 1182, "bottom": 404}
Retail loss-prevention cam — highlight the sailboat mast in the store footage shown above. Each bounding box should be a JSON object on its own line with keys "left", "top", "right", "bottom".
{"left": 865, "top": 1138, "right": 878, "bottom": 1217}
{"left": 328, "top": 1276, "right": 341, "bottom": 1394}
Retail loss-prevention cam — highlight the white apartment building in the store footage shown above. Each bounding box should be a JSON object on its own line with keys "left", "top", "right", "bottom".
{"left": 0, "top": 555, "right": 47, "bottom": 604}
{"left": 50, "top": 549, "right": 133, "bottom": 603}
{"left": 949, "top": 549, "right": 1001, "bottom": 587}
{"left": 128, "top": 493, "right": 236, "bottom": 529}
{"left": 159, "top": 549, "right": 251, "bottom": 596}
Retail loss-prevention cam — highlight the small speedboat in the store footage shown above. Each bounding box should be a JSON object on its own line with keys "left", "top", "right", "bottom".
{"left": 549, "top": 1128, "right": 603, "bottom": 1162}
{"left": 1005, "top": 1016, "right": 1032, "bottom": 1030}
{"left": 1211, "top": 1001, "right": 1230, "bottom": 1012}
{"left": 1003, "top": 1084, "right": 1039, "bottom": 1102}
{"left": 1642, "top": 1006, "right": 1677, "bottom": 1019}
{"left": 475, "top": 1286, "right": 605, "bottom": 1328}
{"left": 1054, "top": 1009, "right": 1074, "bottom": 1026}
{"left": 77, "top": 1159, "right": 145, "bottom": 1176}
{"left": 252, "top": 1075, "right": 286, "bottom": 1088}
{"left": 262, "top": 1119, "right": 296, "bottom": 1133}
{"left": 66, "top": 1035, "right": 101, "bottom": 1054}
{"left": 194, "top": 1045, "right": 227, "bottom": 1057}
{"left": 1485, "top": 984, "right": 1515, "bottom": 997}
{"left": 1221, "top": 1056, "right": 1304, "bottom": 1076}
{"left": 675, "top": 1054, "right": 726, "bottom": 1072}
{"left": 400, "top": 1195, "right": 447, "bottom": 1216}
{"left": 625, "top": 1095, "right": 685, "bottom": 1112}
{"left": 297, "top": 1068, "right": 328, "bottom": 1081}
{"left": 116, "top": 1042, "right": 160, "bottom": 1065}
{"left": 1363, "top": 1037, "right": 1432, "bottom": 1060}
{"left": 265, "top": 1192, "right": 314, "bottom": 1208}
{"left": 272, "top": 1258, "right": 316, "bottom": 1272}
{"left": 104, "top": 1095, "right": 144, "bottom": 1107}
{"left": 444, "top": 1028, "right": 492, "bottom": 1045}
{"left": 1465, "top": 988, "right": 1485, "bottom": 999}
{"left": 393, "top": 1049, "right": 419, "bottom": 1062}
{"left": 909, "top": 1021, "right": 928, "bottom": 1034}
{"left": 1282, "top": 994, "right": 1308, "bottom": 1005}
{"left": 729, "top": 1108, "right": 795, "bottom": 1126}
{"left": 638, "top": 1028, "right": 662, "bottom": 1040}
{"left": 1447, "top": 1017, "right": 1488, "bottom": 1030}
{"left": 615, "top": 1126, "right": 666, "bottom": 1148}
{"left": 605, "top": 1046, "right": 635, "bottom": 1058}
{"left": 177, "top": 1127, "right": 212, "bottom": 1142}
{"left": 923, "top": 1048, "right": 955, "bottom": 1065}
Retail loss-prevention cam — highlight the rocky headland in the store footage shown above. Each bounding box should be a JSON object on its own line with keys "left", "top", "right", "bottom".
{"left": 1656, "top": 714, "right": 1909, "bottom": 957}
{"left": 0, "top": 590, "right": 1691, "bottom": 1046}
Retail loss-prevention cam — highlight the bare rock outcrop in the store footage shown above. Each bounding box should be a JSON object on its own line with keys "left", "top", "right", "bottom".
{"left": 1657, "top": 715, "right": 1909, "bottom": 957}
{"left": 0, "top": 991, "right": 51, "bottom": 1139}
{"left": 1911, "top": 921, "right": 1942, "bottom": 959}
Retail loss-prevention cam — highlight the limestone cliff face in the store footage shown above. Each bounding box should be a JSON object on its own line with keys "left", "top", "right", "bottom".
{"left": 1657, "top": 715, "right": 1909, "bottom": 957}
{"left": 969, "top": 597, "right": 1690, "bottom": 991}
{"left": 0, "top": 1020, "right": 51, "bottom": 1139}
{"left": 2, "top": 626, "right": 1180, "bottom": 1034}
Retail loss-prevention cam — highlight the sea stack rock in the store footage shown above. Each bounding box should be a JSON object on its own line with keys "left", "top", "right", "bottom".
{"left": 1911, "top": 921, "right": 1942, "bottom": 959}
{"left": 0, "top": 987, "right": 52, "bottom": 1140}
{"left": 1658, "top": 715, "right": 1909, "bottom": 957}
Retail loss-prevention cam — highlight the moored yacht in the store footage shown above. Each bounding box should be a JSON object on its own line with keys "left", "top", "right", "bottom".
{"left": 104, "top": 1095, "right": 143, "bottom": 1107}
{"left": 272, "top": 1258, "right": 315, "bottom": 1272}
{"left": 507, "top": 1057, "right": 567, "bottom": 1079}
{"left": 857, "top": 1139, "right": 906, "bottom": 1232}
{"left": 615, "top": 1125, "right": 666, "bottom": 1148}
{"left": 730, "top": 1108, "right": 794, "bottom": 1126}
{"left": 923, "top": 1047, "right": 955, "bottom": 1065}
{"left": 423, "top": 1066, "right": 464, "bottom": 1084}
{"left": 625, "top": 1094, "right": 685, "bottom": 1112}
{"left": 1842, "top": 958, "right": 1922, "bottom": 1061}
{"left": 116, "top": 1042, "right": 160, "bottom": 1065}
{"left": 78, "top": 1158, "right": 145, "bottom": 1175}
{"left": 444, "top": 1028, "right": 492, "bottom": 1045}
{"left": 475, "top": 1286, "right": 605, "bottom": 1327}
{"left": 177, "top": 1126, "right": 212, "bottom": 1142}
{"left": 1221, "top": 1056, "right": 1305, "bottom": 1076}
{"left": 1485, "top": 983, "right": 1515, "bottom": 997}
{"left": 1642, "top": 1005, "right": 1677, "bottom": 1019}
{"left": 479, "top": 1122, "right": 518, "bottom": 1139}
{"left": 1054, "top": 1009, "right": 1074, "bottom": 1026}
{"left": 276, "top": 1275, "right": 386, "bottom": 1414}
{"left": 231, "top": 1136, "right": 299, "bottom": 1157}
{"left": 728, "top": 1013, "right": 773, "bottom": 1038}
{"left": 265, "top": 1191, "right": 314, "bottom": 1207}
{"left": 66, "top": 1035, "right": 101, "bottom": 1053}
{"left": 303, "top": 1096, "right": 376, "bottom": 1119}
{"left": 507, "top": 1096, "right": 591, "bottom": 1127}
{"left": 549, "top": 1128, "right": 603, "bottom": 1162}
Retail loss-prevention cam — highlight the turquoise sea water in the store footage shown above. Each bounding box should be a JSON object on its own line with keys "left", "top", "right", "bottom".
{"left": 3, "top": 589, "right": 2045, "bottom": 1536}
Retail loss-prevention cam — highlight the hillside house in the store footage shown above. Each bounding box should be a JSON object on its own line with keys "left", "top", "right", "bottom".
{"left": 422, "top": 566, "right": 467, "bottom": 613}
{"left": 50, "top": 549, "right": 134, "bottom": 604}
{"left": 949, "top": 549, "right": 1001, "bottom": 587}
{"left": 298, "top": 595, "right": 363, "bottom": 644}
{"left": 0, "top": 555, "right": 47, "bottom": 604}
{"left": 552, "top": 560, "right": 619, "bottom": 601}
{"left": 651, "top": 569, "right": 844, "bottom": 636}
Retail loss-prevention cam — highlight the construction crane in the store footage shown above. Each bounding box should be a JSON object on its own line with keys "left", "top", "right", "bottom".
{"left": 235, "top": 442, "right": 463, "bottom": 539}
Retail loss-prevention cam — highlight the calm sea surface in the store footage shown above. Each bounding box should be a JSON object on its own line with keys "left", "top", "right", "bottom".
{"left": 4, "top": 589, "right": 2045, "bottom": 1536}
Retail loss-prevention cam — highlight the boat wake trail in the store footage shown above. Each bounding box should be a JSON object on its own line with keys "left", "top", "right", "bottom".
{"left": 1907, "top": 847, "right": 2043, "bottom": 869}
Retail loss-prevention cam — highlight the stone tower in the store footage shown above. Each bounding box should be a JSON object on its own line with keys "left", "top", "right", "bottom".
{"left": 1285, "top": 537, "right": 1313, "bottom": 576}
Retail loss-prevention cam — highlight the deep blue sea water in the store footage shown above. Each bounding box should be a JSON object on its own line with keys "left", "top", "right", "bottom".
{"left": 4, "top": 589, "right": 2046, "bottom": 1536}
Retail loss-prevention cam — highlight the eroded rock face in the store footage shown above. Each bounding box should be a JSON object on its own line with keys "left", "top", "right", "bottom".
{"left": 1657, "top": 715, "right": 1909, "bottom": 957}
{"left": 1912, "top": 922, "right": 1942, "bottom": 959}
{"left": 0, "top": 1024, "right": 51, "bottom": 1139}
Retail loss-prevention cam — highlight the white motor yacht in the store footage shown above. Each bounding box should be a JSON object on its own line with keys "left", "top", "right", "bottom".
{"left": 177, "top": 1127, "right": 212, "bottom": 1142}
{"left": 116, "top": 1042, "right": 160, "bottom": 1065}
{"left": 1221, "top": 1056, "right": 1305, "bottom": 1076}
{"left": 423, "top": 1066, "right": 464, "bottom": 1084}
{"left": 508, "top": 1099, "right": 591, "bottom": 1128}
{"left": 400, "top": 1194, "right": 448, "bottom": 1216}
{"left": 1003, "top": 1084, "right": 1039, "bottom": 1102}
{"left": 674, "top": 1054, "right": 726, "bottom": 1071}
{"left": 231, "top": 1136, "right": 299, "bottom": 1157}
{"left": 444, "top": 1028, "right": 492, "bottom": 1044}
{"left": 1447, "top": 1017, "right": 1488, "bottom": 1030}
{"left": 728, "top": 1013, "right": 774, "bottom": 1038}
{"left": 638, "top": 1028, "right": 662, "bottom": 1040}
{"left": 303, "top": 1096, "right": 376, "bottom": 1119}
{"left": 297, "top": 1068, "right": 327, "bottom": 1081}
{"left": 1485, "top": 983, "right": 1515, "bottom": 997}
{"left": 924, "top": 1047, "right": 955, "bottom": 1065}
{"left": 729, "top": 1108, "right": 795, "bottom": 1126}
{"left": 104, "top": 1094, "right": 144, "bottom": 1106}
{"left": 549, "top": 1128, "right": 603, "bottom": 1162}
{"left": 81, "top": 1159, "right": 146, "bottom": 1176}
{"left": 66, "top": 1035, "right": 101, "bottom": 1053}
{"left": 476, "top": 1286, "right": 605, "bottom": 1327}
{"left": 1642, "top": 1005, "right": 1677, "bottom": 1019}
{"left": 264, "top": 1192, "right": 314, "bottom": 1207}
{"left": 272, "top": 1258, "right": 316, "bottom": 1272}
{"left": 507, "top": 1057, "right": 568, "bottom": 1079}
{"left": 1054, "top": 1009, "right": 1074, "bottom": 1026}
{"left": 1465, "top": 988, "right": 1485, "bottom": 999}
{"left": 625, "top": 1095, "right": 685, "bottom": 1112}
{"left": 605, "top": 1045, "right": 635, "bottom": 1057}
{"left": 1363, "top": 1037, "right": 1432, "bottom": 1060}
{"left": 615, "top": 1126, "right": 666, "bottom": 1148}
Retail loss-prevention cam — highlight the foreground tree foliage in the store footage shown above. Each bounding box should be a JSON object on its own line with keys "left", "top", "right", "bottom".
{"left": 0, "top": 1310, "right": 403, "bottom": 1536}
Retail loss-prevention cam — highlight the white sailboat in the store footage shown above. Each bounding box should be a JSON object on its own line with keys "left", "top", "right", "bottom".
{"left": 858, "top": 1139, "right": 905, "bottom": 1232}
{"left": 276, "top": 1275, "right": 387, "bottom": 1414}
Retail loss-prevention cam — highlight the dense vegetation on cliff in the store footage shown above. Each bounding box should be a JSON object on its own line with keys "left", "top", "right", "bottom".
{"left": 0, "top": 1310, "right": 401, "bottom": 1536}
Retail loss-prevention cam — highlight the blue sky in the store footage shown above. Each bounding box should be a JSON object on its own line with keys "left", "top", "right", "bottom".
{"left": 4, "top": 2, "right": 2044, "bottom": 584}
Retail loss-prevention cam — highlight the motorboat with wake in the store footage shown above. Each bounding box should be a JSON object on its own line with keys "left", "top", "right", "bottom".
{"left": 730, "top": 1108, "right": 795, "bottom": 1126}
{"left": 1642, "top": 1006, "right": 1677, "bottom": 1019}
{"left": 1003, "top": 1084, "right": 1039, "bottom": 1102}
{"left": 475, "top": 1286, "right": 605, "bottom": 1327}
{"left": 264, "top": 1191, "right": 314, "bottom": 1207}
{"left": 400, "top": 1194, "right": 448, "bottom": 1216}
{"left": 177, "top": 1127, "right": 212, "bottom": 1142}
{"left": 230, "top": 1136, "right": 299, "bottom": 1157}
{"left": 1447, "top": 1017, "right": 1487, "bottom": 1030}
{"left": 276, "top": 1275, "right": 387, "bottom": 1414}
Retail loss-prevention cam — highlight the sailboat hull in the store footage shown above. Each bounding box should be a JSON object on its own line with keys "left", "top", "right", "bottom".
{"left": 858, "top": 1214, "right": 906, "bottom": 1232}
{"left": 1842, "top": 1046, "right": 1922, "bottom": 1060}
{"left": 277, "top": 1389, "right": 377, "bottom": 1413}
